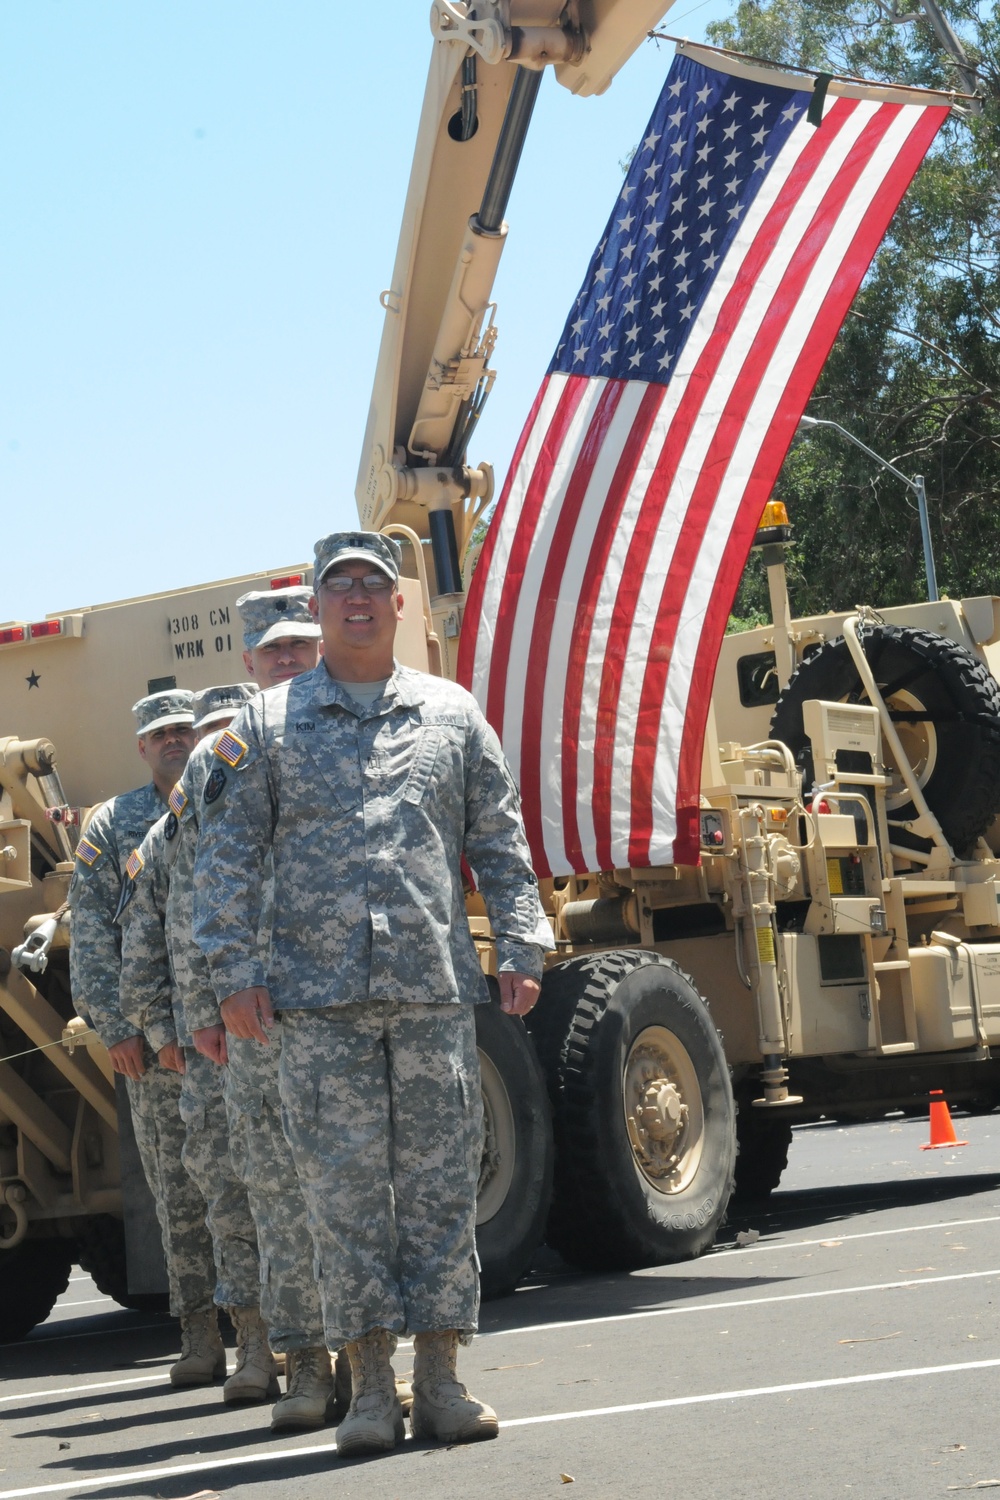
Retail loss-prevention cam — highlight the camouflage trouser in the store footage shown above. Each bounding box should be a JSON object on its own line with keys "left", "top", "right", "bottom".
{"left": 225, "top": 1032, "right": 324, "bottom": 1354}
{"left": 125, "top": 1057, "right": 215, "bottom": 1319}
{"left": 179, "top": 1047, "right": 261, "bottom": 1310}
{"left": 278, "top": 1002, "right": 482, "bottom": 1349}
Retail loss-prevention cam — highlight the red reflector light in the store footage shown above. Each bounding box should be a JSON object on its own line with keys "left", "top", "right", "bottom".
{"left": 29, "top": 620, "right": 62, "bottom": 638}
{"left": 270, "top": 574, "right": 304, "bottom": 589}
{"left": 0, "top": 626, "right": 26, "bottom": 644}
{"left": 808, "top": 798, "right": 832, "bottom": 816}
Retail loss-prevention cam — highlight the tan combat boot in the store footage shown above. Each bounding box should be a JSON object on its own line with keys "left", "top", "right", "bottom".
{"left": 170, "top": 1306, "right": 226, "bottom": 1387}
{"left": 410, "top": 1329, "right": 498, "bottom": 1444}
{"left": 270, "top": 1346, "right": 334, "bottom": 1432}
{"left": 335, "top": 1329, "right": 404, "bottom": 1457}
{"left": 331, "top": 1346, "right": 413, "bottom": 1423}
{"left": 223, "top": 1305, "right": 280, "bottom": 1404}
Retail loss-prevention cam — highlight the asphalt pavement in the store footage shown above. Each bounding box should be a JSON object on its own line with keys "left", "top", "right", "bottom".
{"left": 4, "top": 1110, "right": 1000, "bottom": 1500}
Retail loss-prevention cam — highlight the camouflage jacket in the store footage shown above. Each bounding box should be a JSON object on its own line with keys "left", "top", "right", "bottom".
{"left": 68, "top": 782, "right": 166, "bottom": 1049}
{"left": 118, "top": 735, "right": 233, "bottom": 1047}
{"left": 192, "top": 662, "right": 553, "bottom": 1010}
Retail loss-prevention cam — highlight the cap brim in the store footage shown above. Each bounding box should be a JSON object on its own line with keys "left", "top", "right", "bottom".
{"left": 136, "top": 712, "right": 195, "bottom": 737}
{"left": 193, "top": 707, "right": 240, "bottom": 731}
{"left": 246, "top": 620, "right": 322, "bottom": 650}
{"left": 316, "top": 549, "right": 397, "bottom": 584}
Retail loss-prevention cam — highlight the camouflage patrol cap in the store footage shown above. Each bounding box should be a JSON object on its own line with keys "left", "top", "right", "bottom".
{"left": 235, "top": 585, "right": 321, "bottom": 651}
{"left": 313, "top": 530, "right": 402, "bottom": 587}
{"left": 192, "top": 682, "right": 257, "bottom": 731}
{"left": 132, "top": 689, "right": 195, "bottom": 737}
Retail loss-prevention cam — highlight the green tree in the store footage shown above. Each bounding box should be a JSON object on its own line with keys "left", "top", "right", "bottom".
{"left": 710, "top": 0, "right": 1000, "bottom": 623}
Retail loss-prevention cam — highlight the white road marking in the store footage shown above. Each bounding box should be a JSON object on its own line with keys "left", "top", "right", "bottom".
{"left": 48, "top": 1299, "right": 114, "bottom": 1312}
{"left": 710, "top": 1213, "right": 1000, "bottom": 1259}
{"left": 0, "top": 1364, "right": 244, "bottom": 1406}
{"left": 3, "top": 1356, "right": 1000, "bottom": 1498}
{"left": 5, "top": 1265, "right": 999, "bottom": 1408}
{"left": 501, "top": 1265, "right": 1000, "bottom": 1337}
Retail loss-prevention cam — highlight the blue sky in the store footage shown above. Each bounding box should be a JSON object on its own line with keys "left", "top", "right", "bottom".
{"left": 2, "top": 1, "right": 730, "bottom": 623}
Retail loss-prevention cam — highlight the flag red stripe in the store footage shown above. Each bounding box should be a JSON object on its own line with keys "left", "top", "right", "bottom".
{"left": 457, "top": 375, "right": 551, "bottom": 694}
{"left": 559, "top": 383, "right": 666, "bottom": 872}
{"left": 518, "top": 379, "right": 629, "bottom": 878}
{"left": 669, "top": 99, "right": 948, "bottom": 863}
{"left": 482, "top": 378, "right": 590, "bottom": 738}
{"left": 588, "top": 97, "right": 862, "bottom": 868}
{"left": 625, "top": 100, "right": 908, "bottom": 865}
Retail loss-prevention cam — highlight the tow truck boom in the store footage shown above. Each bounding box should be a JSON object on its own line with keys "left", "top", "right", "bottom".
{"left": 355, "top": 0, "right": 674, "bottom": 601}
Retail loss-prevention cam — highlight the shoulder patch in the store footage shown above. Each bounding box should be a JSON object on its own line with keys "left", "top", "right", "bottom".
{"left": 214, "top": 730, "right": 248, "bottom": 768}
{"left": 114, "top": 877, "right": 135, "bottom": 924}
{"left": 204, "top": 766, "right": 227, "bottom": 804}
{"left": 164, "top": 811, "right": 179, "bottom": 842}
{"left": 124, "top": 848, "right": 144, "bottom": 880}
{"left": 75, "top": 837, "right": 102, "bottom": 866}
{"left": 168, "top": 784, "right": 188, "bottom": 817}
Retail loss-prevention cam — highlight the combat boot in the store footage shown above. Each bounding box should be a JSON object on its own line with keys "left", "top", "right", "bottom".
{"left": 223, "top": 1305, "right": 280, "bottom": 1404}
{"left": 270, "top": 1346, "right": 334, "bottom": 1432}
{"left": 335, "top": 1329, "right": 404, "bottom": 1457}
{"left": 170, "top": 1306, "right": 226, "bottom": 1387}
{"left": 331, "top": 1346, "right": 413, "bottom": 1423}
{"left": 410, "top": 1329, "right": 498, "bottom": 1444}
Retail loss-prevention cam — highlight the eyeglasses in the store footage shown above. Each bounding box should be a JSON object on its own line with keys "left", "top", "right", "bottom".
{"left": 320, "top": 572, "right": 393, "bottom": 594}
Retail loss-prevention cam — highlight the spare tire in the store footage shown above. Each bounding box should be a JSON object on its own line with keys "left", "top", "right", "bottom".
{"left": 771, "top": 624, "right": 1000, "bottom": 857}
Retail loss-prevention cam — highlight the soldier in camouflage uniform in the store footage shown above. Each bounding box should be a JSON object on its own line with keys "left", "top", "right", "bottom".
{"left": 118, "top": 682, "right": 275, "bottom": 1406}
{"left": 68, "top": 690, "right": 220, "bottom": 1388}
{"left": 184, "top": 593, "right": 347, "bottom": 1431}
{"left": 193, "top": 532, "right": 554, "bottom": 1460}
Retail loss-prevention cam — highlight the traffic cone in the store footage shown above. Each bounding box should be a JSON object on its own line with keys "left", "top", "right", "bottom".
{"left": 919, "top": 1089, "right": 968, "bottom": 1151}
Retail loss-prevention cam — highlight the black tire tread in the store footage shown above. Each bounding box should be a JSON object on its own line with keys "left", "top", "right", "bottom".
{"left": 0, "top": 1238, "right": 73, "bottom": 1342}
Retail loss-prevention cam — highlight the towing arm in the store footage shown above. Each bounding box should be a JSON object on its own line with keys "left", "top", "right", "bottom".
{"left": 355, "top": 0, "right": 675, "bottom": 600}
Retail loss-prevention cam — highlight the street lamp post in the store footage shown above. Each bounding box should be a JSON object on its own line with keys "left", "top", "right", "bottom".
{"left": 797, "top": 414, "right": 940, "bottom": 602}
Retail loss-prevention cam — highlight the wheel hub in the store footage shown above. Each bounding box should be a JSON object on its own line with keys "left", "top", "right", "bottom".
{"left": 623, "top": 1027, "right": 703, "bottom": 1191}
{"left": 637, "top": 1079, "right": 686, "bottom": 1144}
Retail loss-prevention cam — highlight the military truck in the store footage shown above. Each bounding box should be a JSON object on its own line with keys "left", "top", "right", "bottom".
{"left": 6, "top": 1, "right": 1000, "bottom": 1338}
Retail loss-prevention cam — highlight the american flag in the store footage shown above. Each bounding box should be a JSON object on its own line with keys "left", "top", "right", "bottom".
{"left": 458, "top": 42, "right": 948, "bottom": 875}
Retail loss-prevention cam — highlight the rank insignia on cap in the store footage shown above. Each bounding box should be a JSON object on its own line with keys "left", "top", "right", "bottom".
{"left": 75, "top": 837, "right": 101, "bottom": 866}
{"left": 168, "top": 785, "right": 188, "bottom": 817}
{"left": 214, "top": 730, "right": 248, "bottom": 768}
{"left": 125, "top": 849, "right": 144, "bottom": 880}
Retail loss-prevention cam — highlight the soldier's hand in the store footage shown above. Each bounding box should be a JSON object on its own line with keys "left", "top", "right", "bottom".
{"left": 220, "top": 987, "right": 274, "bottom": 1045}
{"left": 498, "top": 972, "right": 540, "bottom": 1016}
{"left": 107, "top": 1035, "right": 147, "bottom": 1080}
{"left": 193, "top": 1024, "right": 229, "bottom": 1065}
{"left": 158, "top": 1042, "right": 186, "bottom": 1074}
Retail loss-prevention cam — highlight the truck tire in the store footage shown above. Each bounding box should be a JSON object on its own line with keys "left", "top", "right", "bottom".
{"left": 732, "top": 1112, "right": 792, "bottom": 1201}
{"left": 76, "top": 1215, "right": 169, "bottom": 1313}
{"left": 771, "top": 625, "right": 1000, "bottom": 857}
{"left": 527, "top": 951, "right": 736, "bottom": 1271}
{"left": 0, "top": 1238, "right": 73, "bottom": 1342}
{"left": 475, "top": 994, "right": 554, "bottom": 1299}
